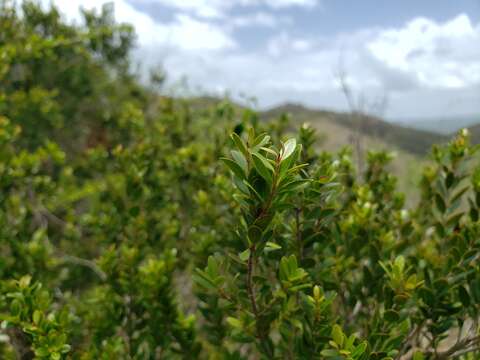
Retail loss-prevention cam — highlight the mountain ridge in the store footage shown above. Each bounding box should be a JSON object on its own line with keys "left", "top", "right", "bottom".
{"left": 261, "top": 102, "right": 451, "bottom": 155}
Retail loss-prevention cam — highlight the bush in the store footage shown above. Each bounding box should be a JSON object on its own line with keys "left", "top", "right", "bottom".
{"left": 0, "top": 1, "right": 479, "bottom": 359}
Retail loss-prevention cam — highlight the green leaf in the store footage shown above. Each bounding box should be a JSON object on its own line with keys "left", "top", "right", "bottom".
{"left": 260, "top": 146, "right": 277, "bottom": 157}
{"left": 290, "top": 283, "right": 312, "bottom": 292}
{"left": 34, "top": 347, "right": 50, "bottom": 357}
{"left": 231, "top": 133, "right": 249, "bottom": 158}
{"left": 231, "top": 150, "right": 248, "bottom": 172}
{"left": 446, "top": 212, "right": 464, "bottom": 227}
{"left": 413, "top": 351, "right": 424, "bottom": 360}
{"left": 239, "top": 249, "right": 250, "bottom": 262}
{"left": 33, "top": 310, "right": 42, "bottom": 324}
{"left": 207, "top": 256, "right": 219, "bottom": 276}
{"left": 19, "top": 275, "right": 32, "bottom": 289}
{"left": 384, "top": 309, "right": 400, "bottom": 322}
{"left": 445, "top": 172, "right": 455, "bottom": 189}
{"left": 279, "top": 257, "right": 290, "bottom": 281}
{"left": 10, "top": 299, "right": 21, "bottom": 316}
{"left": 278, "top": 179, "right": 309, "bottom": 194}
{"left": 60, "top": 344, "right": 71, "bottom": 353}
{"left": 345, "top": 334, "right": 356, "bottom": 350}
{"left": 320, "top": 349, "right": 339, "bottom": 357}
{"left": 394, "top": 256, "right": 405, "bottom": 273}
{"left": 435, "top": 193, "right": 446, "bottom": 213}
{"left": 233, "top": 176, "right": 250, "bottom": 195}
{"left": 281, "top": 138, "right": 296, "bottom": 161}
{"left": 242, "top": 180, "right": 264, "bottom": 201}
{"left": 451, "top": 186, "right": 469, "bottom": 204}
{"left": 192, "top": 273, "right": 216, "bottom": 290}
{"left": 221, "top": 157, "right": 246, "bottom": 180}
{"left": 264, "top": 242, "right": 281, "bottom": 252}
{"left": 287, "top": 255, "right": 298, "bottom": 276}
{"left": 252, "top": 153, "right": 273, "bottom": 184}
{"left": 352, "top": 341, "right": 367, "bottom": 357}
{"left": 252, "top": 134, "right": 271, "bottom": 151}
{"left": 332, "top": 324, "right": 344, "bottom": 347}
{"left": 458, "top": 285, "right": 470, "bottom": 307}
{"left": 226, "top": 316, "right": 243, "bottom": 329}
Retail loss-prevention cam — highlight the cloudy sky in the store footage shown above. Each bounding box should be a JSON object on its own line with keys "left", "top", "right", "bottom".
{"left": 46, "top": 0, "right": 480, "bottom": 120}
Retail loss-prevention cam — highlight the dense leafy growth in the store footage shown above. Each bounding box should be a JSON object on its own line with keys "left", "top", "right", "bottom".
{"left": 1, "top": 1, "right": 479, "bottom": 359}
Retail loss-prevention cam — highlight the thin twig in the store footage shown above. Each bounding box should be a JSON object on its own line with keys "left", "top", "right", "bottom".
{"left": 57, "top": 252, "right": 107, "bottom": 281}
{"left": 246, "top": 244, "right": 258, "bottom": 318}
{"left": 435, "top": 335, "right": 480, "bottom": 360}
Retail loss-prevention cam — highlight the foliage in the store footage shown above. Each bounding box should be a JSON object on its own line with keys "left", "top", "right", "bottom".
{"left": 0, "top": 1, "right": 479, "bottom": 359}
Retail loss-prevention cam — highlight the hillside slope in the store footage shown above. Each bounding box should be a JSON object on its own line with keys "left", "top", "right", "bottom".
{"left": 465, "top": 123, "right": 480, "bottom": 144}
{"left": 262, "top": 103, "right": 449, "bottom": 156}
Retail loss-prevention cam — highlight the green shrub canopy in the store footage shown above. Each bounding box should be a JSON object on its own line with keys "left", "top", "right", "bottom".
{"left": 0, "top": 2, "right": 479, "bottom": 359}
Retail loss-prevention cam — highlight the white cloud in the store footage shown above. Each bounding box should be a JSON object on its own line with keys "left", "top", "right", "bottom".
{"left": 161, "top": 14, "right": 236, "bottom": 50}
{"left": 44, "top": 0, "right": 235, "bottom": 50}
{"left": 130, "top": 0, "right": 226, "bottom": 19}
{"left": 267, "top": 32, "right": 313, "bottom": 56}
{"left": 368, "top": 14, "right": 480, "bottom": 88}
{"left": 241, "top": 0, "right": 318, "bottom": 8}
{"left": 129, "top": 0, "right": 320, "bottom": 19}
{"left": 160, "top": 13, "right": 480, "bottom": 118}
{"left": 38, "top": 1, "right": 480, "bottom": 118}
{"left": 230, "top": 12, "right": 286, "bottom": 28}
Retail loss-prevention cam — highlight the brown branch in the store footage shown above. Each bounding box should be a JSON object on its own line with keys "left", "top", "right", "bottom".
{"left": 6, "top": 326, "right": 34, "bottom": 360}
{"left": 395, "top": 322, "right": 424, "bottom": 360}
{"left": 434, "top": 335, "right": 480, "bottom": 360}
{"left": 246, "top": 244, "right": 258, "bottom": 318}
{"left": 57, "top": 252, "right": 107, "bottom": 281}
{"left": 295, "top": 207, "right": 303, "bottom": 261}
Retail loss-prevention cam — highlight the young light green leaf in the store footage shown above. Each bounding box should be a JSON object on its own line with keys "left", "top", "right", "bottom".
{"left": 226, "top": 317, "right": 243, "bottom": 329}
{"left": 239, "top": 249, "right": 250, "bottom": 262}
{"left": 332, "top": 324, "right": 344, "bottom": 347}
{"left": 320, "top": 349, "right": 339, "bottom": 357}
{"left": 280, "top": 138, "right": 296, "bottom": 161}
{"left": 352, "top": 341, "right": 367, "bottom": 357}
{"left": 252, "top": 134, "right": 271, "bottom": 151}
{"left": 413, "top": 351, "right": 424, "bottom": 360}
{"left": 264, "top": 242, "right": 282, "bottom": 252}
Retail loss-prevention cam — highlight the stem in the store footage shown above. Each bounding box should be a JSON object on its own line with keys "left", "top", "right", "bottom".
{"left": 57, "top": 252, "right": 107, "bottom": 281}
{"left": 244, "top": 155, "right": 280, "bottom": 320}
{"left": 6, "top": 326, "right": 34, "bottom": 360}
{"left": 394, "top": 322, "right": 424, "bottom": 360}
{"left": 246, "top": 243, "right": 273, "bottom": 355}
{"left": 247, "top": 244, "right": 258, "bottom": 318}
{"left": 434, "top": 335, "right": 480, "bottom": 360}
{"left": 295, "top": 207, "right": 303, "bottom": 260}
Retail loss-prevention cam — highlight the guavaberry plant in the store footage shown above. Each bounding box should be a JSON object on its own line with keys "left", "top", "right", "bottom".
{"left": 0, "top": 1, "right": 479, "bottom": 359}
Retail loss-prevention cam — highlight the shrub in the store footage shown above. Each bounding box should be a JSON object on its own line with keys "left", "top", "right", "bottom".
{"left": 0, "top": 1, "right": 479, "bottom": 359}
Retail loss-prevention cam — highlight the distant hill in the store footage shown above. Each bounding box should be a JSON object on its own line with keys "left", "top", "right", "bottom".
{"left": 262, "top": 103, "right": 449, "bottom": 156}
{"left": 396, "top": 114, "right": 480, "bottom": 135}
{"left": 466, "top": 123, "right": 480, "bottom": 142}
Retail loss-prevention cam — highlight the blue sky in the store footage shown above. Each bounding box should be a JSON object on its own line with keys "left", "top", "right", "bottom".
{"left": 47, "top": 0, "right": 480, "bottom": 120}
